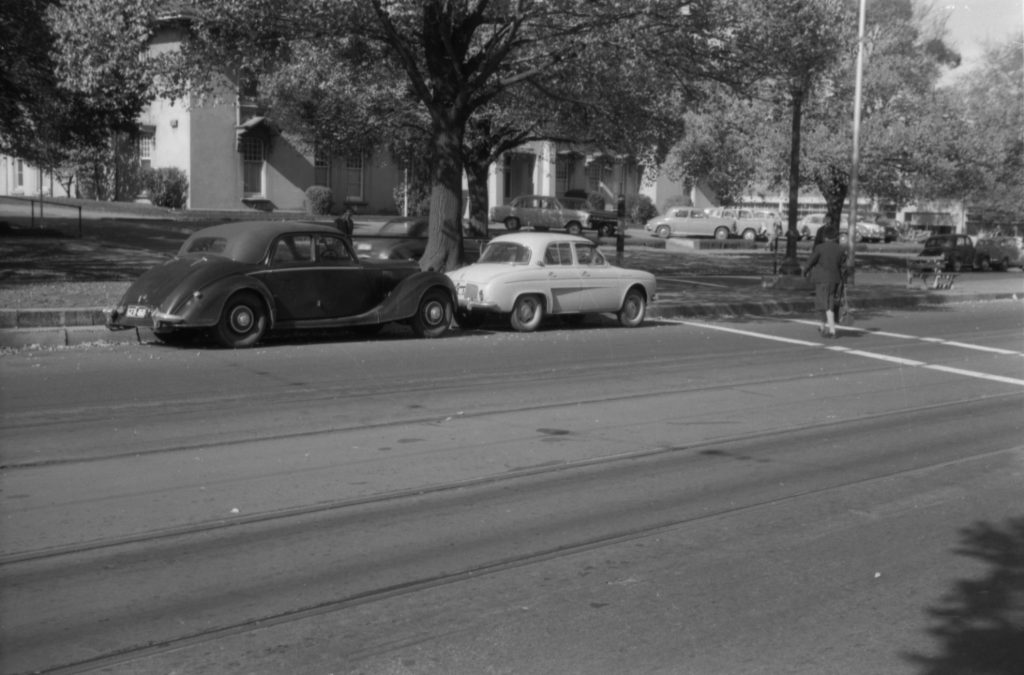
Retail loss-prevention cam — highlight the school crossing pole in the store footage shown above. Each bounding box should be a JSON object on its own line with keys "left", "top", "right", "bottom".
{"left": 847, "top": 0, "right": 867, "bottom": 285}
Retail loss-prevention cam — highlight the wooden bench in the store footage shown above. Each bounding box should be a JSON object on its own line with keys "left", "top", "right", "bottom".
{"left": 907, "top": 256, "right": 956, "bottom": 289}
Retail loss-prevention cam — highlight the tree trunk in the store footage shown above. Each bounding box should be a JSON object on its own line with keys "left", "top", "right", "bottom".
{"left": 464, "top": 159, "right": 490, "bottom": 235}
{"left": 816, "top": 165, "right": 849, "bottom": 234}
{"left": 419, "top": 120, "right": 465, "bottom": 273}
{"left": 780, "top": 88, "right": 804, "bottom": 274}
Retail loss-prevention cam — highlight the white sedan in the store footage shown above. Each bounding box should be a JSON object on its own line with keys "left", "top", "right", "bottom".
{"left": 447, "top": 232, "right": 656, "bottom": 332}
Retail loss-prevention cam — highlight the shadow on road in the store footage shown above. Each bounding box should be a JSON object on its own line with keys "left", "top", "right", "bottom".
{"left": 903, "top": 517, "right": 1024, "bottom": 674}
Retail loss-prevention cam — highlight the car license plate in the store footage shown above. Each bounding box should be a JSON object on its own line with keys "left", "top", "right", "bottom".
{"left": 126, "top": 305, "right": 150, "bottom": 319}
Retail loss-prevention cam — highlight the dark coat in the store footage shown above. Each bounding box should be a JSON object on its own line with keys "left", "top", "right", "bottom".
{"left": 805, "top": 240, "right": 846, "bottom": 284}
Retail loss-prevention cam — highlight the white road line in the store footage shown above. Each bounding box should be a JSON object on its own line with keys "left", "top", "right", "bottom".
{"left": 667, "top": 319, "right": 1024, "bottom": 388}
{"left": 788, "top": 319, "right": 1024, "bottom": 356}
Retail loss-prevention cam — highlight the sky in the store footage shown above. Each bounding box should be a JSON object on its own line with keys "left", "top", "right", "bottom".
{"left": 941, "top": 0, "right": 1023, "bottom": 71}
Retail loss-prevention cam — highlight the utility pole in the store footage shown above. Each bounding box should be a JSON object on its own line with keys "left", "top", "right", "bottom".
{"left": 847, "top": 0, "right": 867, "bottom": 285}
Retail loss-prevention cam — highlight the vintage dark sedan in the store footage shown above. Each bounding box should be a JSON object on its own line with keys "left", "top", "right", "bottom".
{"left": 106, "top": 221, "right": 456, "bottom": 347}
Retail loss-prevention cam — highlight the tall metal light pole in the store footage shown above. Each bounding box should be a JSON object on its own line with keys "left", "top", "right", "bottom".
{"left": 847, "top": 0, "right": 867, "bottom": 284}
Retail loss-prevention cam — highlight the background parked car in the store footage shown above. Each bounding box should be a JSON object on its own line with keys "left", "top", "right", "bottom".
{"left": 915, "top": 234, "right": 978, "bottom": 272}
{"left": 489, "top": 194, "right": 615, "bottom": 236}
{"left": 797, "top": 213, "right": 884, "bottom": 243}
{"left": 354, "top": 217, "right": 488, "bottom": 262}
{"left": 643, "top": 206, "right": 736, "bottom": 240}
{"left": 974, "top": 236, "right": 1024, "bottom": 270}
{"left": 447, "top": 232, "right": 656, "bottom": 332}
{"left": 709, "top": 207, "right": 781, "bottom": 241}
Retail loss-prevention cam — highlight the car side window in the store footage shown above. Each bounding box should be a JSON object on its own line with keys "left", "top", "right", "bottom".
{"left": 575, "top": 244, "right": 605, "bottom": 266}
{"left": 272, "top": 235, "right": 313, "bottom": 264}
{"left": 544, "top": 242, "right": 572, "bottom": 265}
{"left": 315, "top": 234, "right": 353, "bottom": 262}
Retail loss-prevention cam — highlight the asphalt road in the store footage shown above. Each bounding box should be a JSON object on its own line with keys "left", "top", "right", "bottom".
{"left": 1, "top": 305, "right": 1022, "bottom": 674}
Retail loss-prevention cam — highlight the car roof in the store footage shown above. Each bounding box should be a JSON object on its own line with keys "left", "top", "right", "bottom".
{"left": 490, "top": 232, "right": 595, "bottom": 248}
{"left": 181, "top": 220, "right": 340, "bottom": 263}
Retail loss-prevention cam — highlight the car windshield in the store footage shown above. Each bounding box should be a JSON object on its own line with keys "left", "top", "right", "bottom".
{"left": 480, "top": 241, "right": 531, "bottom": 264}
{"left": 380, "top": 220, "right": 425, "bottom": 236}
{"left": 560, "top": 198, "right": 588, "bottom": 210}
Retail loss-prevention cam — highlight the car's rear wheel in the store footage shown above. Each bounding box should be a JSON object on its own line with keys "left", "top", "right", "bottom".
{"left": 713, "top": 227, "right": 730, "bottom": 240}
{"left": 215, "top": 291, "right": 267, "bottom": 348}
{"left": 566, "top": 221, "right": 583, "bottom": 236}
{"left": 999, "top": 257, "right": 1011, "bottom": 271}
{"left": 411, "top": 288, "right": 452, "bottom": 338}
{"left": 618, "top": 288, "right": 646, "bottom": 328}
{"left": 741, "top": 228, "right": 757, "bottom": 241}
{"left": 951, "top": 258, "right": 963, "bottom": 273}
{"left": 510, "top": 295, "right": 544, "bottom": 332}
{"left": 978, "top": 255, "right": 991, "bottom": 271}
{"left": 455, "top": 308, "right": 486, "bottom": 330}
{"left": 504, "top": 217, "right": 521, "bottom": 231}
{"left": 599, "top": 223, "right": 615, "bottom": 237}
{"left": 656, "top": 225, "right": 671, "bottom": 238}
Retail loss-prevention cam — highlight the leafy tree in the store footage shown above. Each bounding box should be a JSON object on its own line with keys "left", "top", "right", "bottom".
{"left": 1, "top": 0, "right": 141, "bottom": 192}
{"left": 940, "top": 35, "right": 1024, "bottom": 230}
{"left": 155, "top": 0, "right": 717, "bottom": 271}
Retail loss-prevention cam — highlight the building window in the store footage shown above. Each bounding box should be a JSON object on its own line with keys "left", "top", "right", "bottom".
{"left": 15, "top": 159, "right": 24, "bottom": 188}
{"left": 344, "top": 154, "right": 364, "bottom": 200}
{"left": 556, "top": 157, "right": 570, "bottom": 194}
{"left": 314, "top": 149, "right": 330, "bottom": 186}
{"left": 139, "top": 134, "right": 154, "bottom": 170}
{"left": 241, "top": 136, "right": 264, "bottom": 196}
{"left": 586, "top": 162, "right": 603, "bottom": 193}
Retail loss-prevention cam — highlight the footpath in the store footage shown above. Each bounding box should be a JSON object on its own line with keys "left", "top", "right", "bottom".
{"left": 0, "top": 204, "right": 1021, "bottom": 350}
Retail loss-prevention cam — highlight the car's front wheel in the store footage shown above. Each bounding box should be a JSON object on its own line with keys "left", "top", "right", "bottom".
{"left": 566, "top": 221, "right": 583, "bottom": 236}
{"left": 510, "top": 294, "right": 544, "bottom": 332}
{"left": 978, "top": 255, "right": 991, "bottom": 272}
{"left": 741, "top": 228, "right": 757, "bottom": 241}
{"left": 411, "top": 288, "right": 453, "bottom": 338}
{"left": 713, "top": 227, "right": 731, "bottom": 240}
{"left": 618, "top": 288, "right": 646, "bottom": 328}
{"left": 656, "top": 225, "right": 671, "bottom": 238}
{"left": 505, "top": 217, "right": 521, "bottom": 231}
{"left": 215, "top": 291, "right": 267, "bottom": 348}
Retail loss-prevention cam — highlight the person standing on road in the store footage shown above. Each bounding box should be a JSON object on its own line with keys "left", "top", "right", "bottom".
{"left": 803, "top": 226, "right": 847, "bottom": 338}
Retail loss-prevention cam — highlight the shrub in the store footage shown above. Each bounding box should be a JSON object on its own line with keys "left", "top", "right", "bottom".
{"left": 304, "top": 185, "right": 334, "bottom": 215}
{"left": 630, "top": 193, "right": 658, "bottom": 223}
{"left": 141, "top": 167, "right": 189, "bottom": 209}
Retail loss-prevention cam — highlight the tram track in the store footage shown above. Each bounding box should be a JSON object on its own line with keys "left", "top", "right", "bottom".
{"left": 3, "top": 389, "right": 1018, "bottom": 567}
{"left": 0, "top": 348, "right": 965, "bottom": 471}
{"left": 11, "top": 412, "right": 1021, "bottom": 675}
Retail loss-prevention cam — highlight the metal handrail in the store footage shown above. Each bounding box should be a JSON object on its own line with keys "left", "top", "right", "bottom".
{"left": 0, "top": 195, "right": 83, "bottom": 237}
